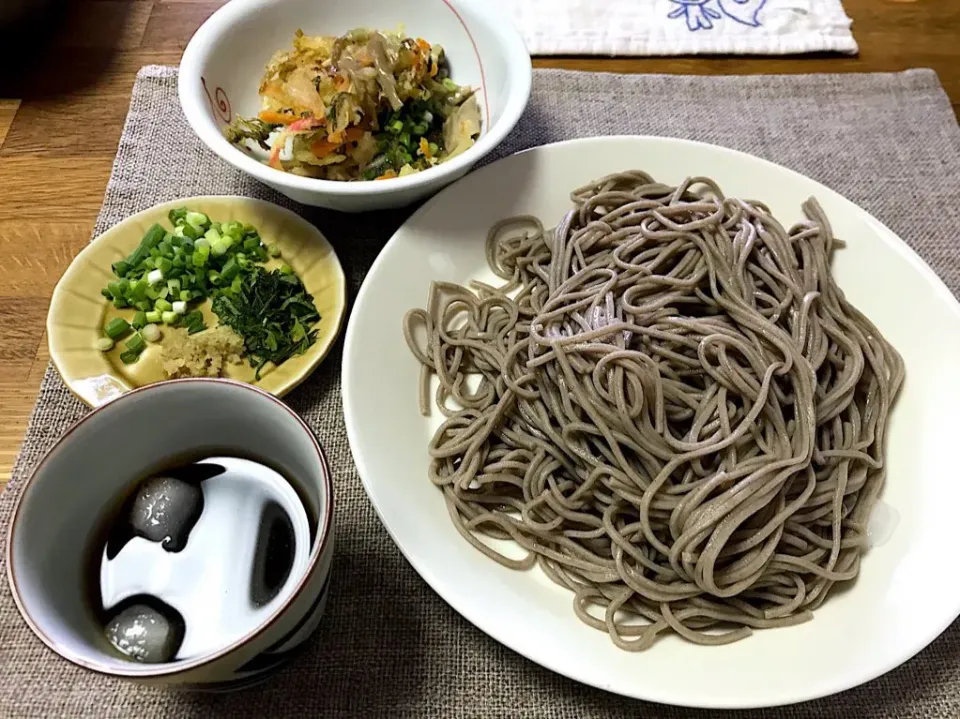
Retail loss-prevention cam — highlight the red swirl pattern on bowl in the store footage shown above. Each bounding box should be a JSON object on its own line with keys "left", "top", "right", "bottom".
{"left": 202, "top": 76, "right": 232, "bottom": 124}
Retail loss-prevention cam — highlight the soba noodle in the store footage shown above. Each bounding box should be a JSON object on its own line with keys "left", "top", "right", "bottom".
{"left": 403, "top": 171, "right": 904, "bottom": 649}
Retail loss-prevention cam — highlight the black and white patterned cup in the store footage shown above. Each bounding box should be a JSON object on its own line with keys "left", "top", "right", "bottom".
{"left": 6, "top": 378, "right": 334, "bottom": 691}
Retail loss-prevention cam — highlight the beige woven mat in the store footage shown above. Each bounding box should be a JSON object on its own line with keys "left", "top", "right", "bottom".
{"left": 1, "top": 66, "right": 959, "bottom": 718}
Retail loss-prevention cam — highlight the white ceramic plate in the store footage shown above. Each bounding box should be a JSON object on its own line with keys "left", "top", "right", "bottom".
{"left": 342, "top": 136, "right": 960, "bottom": 709}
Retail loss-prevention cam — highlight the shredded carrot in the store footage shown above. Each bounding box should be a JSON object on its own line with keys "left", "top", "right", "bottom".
{"left": 416, "top": 38, "right": 431, "bottom": 52}
{"left": 258, "top": 110, "right": 298, "bottom": 125}
{"left": 429, "top": 59, "right": 438, "bottom": 78}
{"left": 375, "top": 169, "right": 398, "bottom": 181}
{"left": 310, "top": 127, "right": 366, "bottom": 158}
{"left": 288, "top": 117, "right": 325, "bottom": 133}
{"left": 419, "top": 137, "right": 433, "bottom": 159}
{"left": 334, "top": 75, "right": 350, "bottom": 91}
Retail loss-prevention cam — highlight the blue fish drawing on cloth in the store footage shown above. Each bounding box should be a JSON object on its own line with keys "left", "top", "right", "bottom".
{"left": 668, "top": 0, "right": 767, "bottom": 31}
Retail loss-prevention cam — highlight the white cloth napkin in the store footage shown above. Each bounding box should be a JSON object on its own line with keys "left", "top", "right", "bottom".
{"left": 505, "top": 0, "right": 857, "bottom": 56}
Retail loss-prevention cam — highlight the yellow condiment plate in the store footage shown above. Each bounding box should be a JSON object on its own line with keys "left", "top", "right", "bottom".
{"left": 47, "top": 196, "right": 347, "bottom": 407}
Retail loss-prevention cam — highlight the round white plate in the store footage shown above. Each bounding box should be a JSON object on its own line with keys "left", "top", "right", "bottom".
{"left": 342, "top": 136, "right": 960, "bottom": 709}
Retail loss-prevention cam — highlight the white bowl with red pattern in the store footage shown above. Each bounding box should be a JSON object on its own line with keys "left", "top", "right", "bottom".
{"left": 178, "top": 0, "right": 531, "bottom": 212}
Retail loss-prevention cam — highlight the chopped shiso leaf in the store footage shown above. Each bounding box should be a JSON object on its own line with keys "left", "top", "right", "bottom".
{"left": 179, "top": 310, "right": 206, "bottom": 335}
{"left": 212, "top": 268, "right": 320, "bottom": 379}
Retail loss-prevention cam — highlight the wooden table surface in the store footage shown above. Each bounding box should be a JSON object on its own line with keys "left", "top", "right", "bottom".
{"left": 0, "top": 0, "right": 956, "bottom": 486}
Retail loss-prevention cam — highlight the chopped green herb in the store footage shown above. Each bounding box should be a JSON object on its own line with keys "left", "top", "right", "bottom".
{"left": 178, "top": 310, "right": 206, "bottom": 335}
{"left": 212, "top": 268, "right": 320, "bottom": 379}
{"left": 223, "top": 117, "right": 277, "bottom": 150}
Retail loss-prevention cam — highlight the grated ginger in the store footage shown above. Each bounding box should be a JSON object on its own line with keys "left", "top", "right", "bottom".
{"left": 160, "top": 326, "right": 245, "bottom": 379}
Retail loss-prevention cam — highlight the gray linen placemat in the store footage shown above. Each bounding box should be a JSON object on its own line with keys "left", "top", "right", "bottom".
{"left": 1, "top": 66, "right": 959, "bottom": 719}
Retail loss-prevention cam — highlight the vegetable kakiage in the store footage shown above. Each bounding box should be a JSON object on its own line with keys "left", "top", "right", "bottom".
{"left": 225, "top": 28, "right": 482, "bottom": 181}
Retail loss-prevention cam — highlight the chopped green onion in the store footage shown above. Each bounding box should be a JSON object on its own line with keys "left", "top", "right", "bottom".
{"left": 155, "top": 298, "right": 173, "bottom": 313}
{"left": 141, "top": 324, "right": 161, "bottom": 342}
{"left": 280, "top": 263, "right": 294, "bottom": 275}
{"left": 186, "top": 211, "right": 209, "bottom": 231}
{"left": 161, "top": 310, "right": 178, "bottom": 324}
{"left": 104, "top": 317, "right": 131, "bottom": 340}
{"left": 119, "top": 350, "right": 140, "bottom": 365}
{"left": 95, "top": 337, "right": 114, "bottom": 352}
{"left": 131, "top": 310, "right": 147, "bottom": 330}
{"left": 145, "top": 310, "right": 161, "bottom": 324}
{"left": 193, "top": 245, "right": 210, "bottom": 267}
{"left": 267, "top": 244, "right": 282, "bottom": 258}
{"left": 180, "top": 223, "right": 200, "bottom": 240}
{"left": 125, "top": 333, "right": 146, "bottom": 353}
{"left": 220, "top": 257, "right": 241, "bottom": 282}
{"left": 172, "top": 300, "right": 187, "bottom": 315}
{"left": 180, "top": 290, "right": 192, "bottom": 302}
{"left": 211, "top": 240, "right": 229, "bottom": 257}
{"left": 130, "top": 279, "right": 148, "bottom": 301}
{"left": 222, "top": 221, "right": 244, "bottom": 240}
{"left": 147, "top": 268, "right": 163, "bottom": 285}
